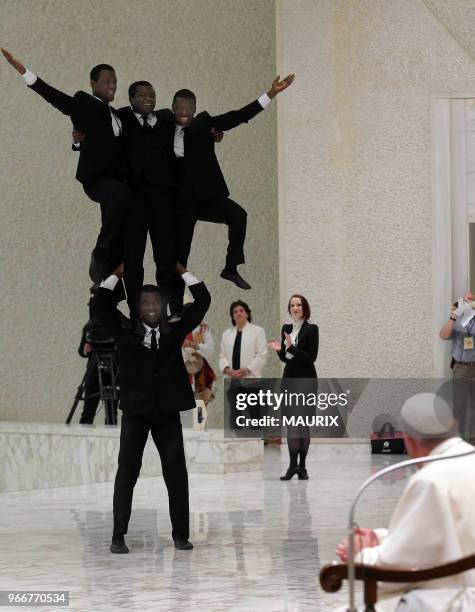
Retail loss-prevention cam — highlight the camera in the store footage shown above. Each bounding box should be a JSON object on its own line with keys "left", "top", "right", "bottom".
{"left": 84, "top": 318, "right": 115, "bottom": 349}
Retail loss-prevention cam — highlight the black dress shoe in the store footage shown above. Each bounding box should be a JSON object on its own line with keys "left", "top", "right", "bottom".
{"left": 298, "top": 467, "right": 309, "bottom": 480}
{"left": 220, "top": 268, "right": 251, "bottom": 290}
{"left": 174, "top": 540, "right": 194, "bottom": 550}
{"left": 110, "top": 536, "right": 129, "bottom": 554}
{"left": 280, "top": 466, "right": 299, "bottom": 481}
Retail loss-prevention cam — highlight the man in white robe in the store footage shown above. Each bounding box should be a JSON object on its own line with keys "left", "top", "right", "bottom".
{"left": 335, "top": 393, "right": 475, "bottom": 611}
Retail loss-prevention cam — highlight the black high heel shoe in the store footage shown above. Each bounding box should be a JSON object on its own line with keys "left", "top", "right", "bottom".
{"left": 280, "top": 466, "right": 299, "bottom": 480}
{"left": 298, "top": 467, "right": 309, "bottom": 480}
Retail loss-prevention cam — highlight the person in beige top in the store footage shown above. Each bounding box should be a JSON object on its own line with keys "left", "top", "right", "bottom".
{"left": 440, "top": 291, "right": 475, "bottom": 442}
{"left": 219, "top": 300, "right": 267, "bottom": 429}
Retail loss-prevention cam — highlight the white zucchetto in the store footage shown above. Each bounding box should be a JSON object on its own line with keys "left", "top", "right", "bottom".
{"left": 399, "top": 393, "right": 456, "bottom": 437}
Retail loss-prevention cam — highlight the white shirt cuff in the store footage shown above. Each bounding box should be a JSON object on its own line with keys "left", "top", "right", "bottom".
{"left": 100, "top": 275, "right": 120, "bottom": 291}
{"left": 182, "top": 272, "right": 200, "bottom": 286}
{"left": 258, "top": 92, "right": 271, "bottom": 109}
{"left": 23, "top": 68, "right": 38, "bottom": 86}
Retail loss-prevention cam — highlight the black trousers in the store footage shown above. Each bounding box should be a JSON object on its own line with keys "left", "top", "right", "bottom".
{"left": 170, "top": 195, "right": 247, "bottom": 311}
{"left": 113, "top": 409, "right": 189, "bottom": 541}
{"left": 175, "top": 195, "right": 247, "bottom": 268}
{"left": 123, "top": 183, "right": 176, "bottom": 314}
{"left": 83, "top": 177, "right": 135, "bottom": 278}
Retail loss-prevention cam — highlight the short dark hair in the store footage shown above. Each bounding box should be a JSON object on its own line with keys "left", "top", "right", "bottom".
{"left": 173, "top": 89, "right": 196, "bottom": 105}
{"left": 230, "top": 300, "right": 252, "bottom": 325}
{"left": 288, "top": 294, "right": 311, "bottom": 320}
{"left": 139, "top": 284, "right": 161, "bottom": 298}
{"left": 128, "top": 81, "right": 153, "bottom": 98}
{"left": 90, "top": 64, "right": 115, "bottom": 82}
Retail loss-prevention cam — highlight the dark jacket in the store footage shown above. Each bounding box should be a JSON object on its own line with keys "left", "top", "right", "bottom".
{"left": 29, "top": 77, "right": 124, "bottom": 185}
{"left": 116, "top": 107, "right": 176, "bottom": 187}
{"left": 163, "top": 99, "right": 265, "bottom": 200}
{"left": 92, "top": 281, "right": 211, "bottom": 415}
{"left": 278, "top": 321, "right": 319, "bottom": 379}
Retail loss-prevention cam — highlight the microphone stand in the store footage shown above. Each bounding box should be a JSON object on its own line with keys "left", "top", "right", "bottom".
{"left": 346, "top": 444, "right": 475, "bottom": 611}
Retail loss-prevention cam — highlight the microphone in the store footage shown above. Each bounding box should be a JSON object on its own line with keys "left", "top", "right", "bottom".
{"left": 346, "top": 443, "right": 475, "bottom": 611}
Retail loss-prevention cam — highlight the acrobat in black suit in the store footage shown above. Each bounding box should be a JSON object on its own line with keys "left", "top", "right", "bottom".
{"left": 92, "top": 263, "right": 211, "bottom": 553}
{"left": 166, "top": 74, "right": 295, "bottom": 306}
{"left": 74, "top": 80, "right": 223, "bottom": 315}
{"left": 2, "top": 48, "right": 134, "bottom": 284}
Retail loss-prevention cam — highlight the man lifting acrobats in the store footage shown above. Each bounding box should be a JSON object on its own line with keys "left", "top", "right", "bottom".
{"left": 93, "top": 262, "right": 211, "bottom": 553}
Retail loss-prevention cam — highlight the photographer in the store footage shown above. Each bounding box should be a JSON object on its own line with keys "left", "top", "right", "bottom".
{"left": 440, "top": 291, "right": 475, "bottom": 441}
{"left": 77, "top": 315, "right": 119, "bottom": 425}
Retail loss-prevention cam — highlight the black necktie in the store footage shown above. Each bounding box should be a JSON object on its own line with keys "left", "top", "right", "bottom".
{"left": 182, "top": 126, "right": 188, "bottom": 155}
{"left": 150, "top": 329, "right": 158, "bottom": 352}
{"left": 232, "top": 330, "right": 242, "bottom": 370}
{"left": 141, "top": 114, "right": 151, "bottom": 131}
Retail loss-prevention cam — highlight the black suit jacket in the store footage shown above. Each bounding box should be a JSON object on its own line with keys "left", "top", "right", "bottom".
{"left": 28, "top": 76, "right": 124, "bottom": 185}
{"left": 163, "top": 99, "right": 265, "bottom": 200}
{"left": 116, "top": 107, "right": 176, "bottom": 187}
{"left": 278, "top": 321, "right": 319, "bottom": 379}
{"left": 92, "top": 281, "right": 211, "bottom": 415}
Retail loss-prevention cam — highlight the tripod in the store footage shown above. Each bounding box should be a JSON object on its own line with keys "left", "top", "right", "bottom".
{"left": 66, "top": 347, "right": 120, "bottom": 425}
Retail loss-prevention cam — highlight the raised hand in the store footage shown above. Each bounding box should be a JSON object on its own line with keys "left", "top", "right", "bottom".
{"left": 267, "top": 339, "right": 281, "bottom": 352}
{"left": 113, "top": 263, "right": 125, "bottom": 279}
{"left": 1, "top": 48, "right": 26, "bottom": 74}
{"left": 268, "top": 74, "right": 295, "bottom": 98}
{"left": 211, "top": 127, "right": 224, "bottom": 143}
{"left": 72, "top": 129, "right": 86, "bottom": 144}
{"left": 176, "top": 261, "right": 187, "bottom": 275}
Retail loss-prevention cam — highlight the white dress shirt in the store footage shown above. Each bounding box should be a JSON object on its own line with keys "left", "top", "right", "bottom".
{"left": 141, "top": 323, "right": 160, "bottom": 350}
{"left": 133, "top": 110, "right": 157, "bottom": 128}
{"left": 173, "top": 91, "right": 272, "bottom": 158}
{"left": 23, "top": 68, "right": 122, "bottom": 136}
{"left": 285, "top": 317, "right": 304, "bottom": 360}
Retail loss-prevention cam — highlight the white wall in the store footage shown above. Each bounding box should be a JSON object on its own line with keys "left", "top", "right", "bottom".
{"left": 277, "top": 0, "right": 475, "bottom": 377}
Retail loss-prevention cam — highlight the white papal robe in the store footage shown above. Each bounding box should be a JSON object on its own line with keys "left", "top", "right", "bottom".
{"left": 337, "top": 437, "right": 475, "bottom": 611}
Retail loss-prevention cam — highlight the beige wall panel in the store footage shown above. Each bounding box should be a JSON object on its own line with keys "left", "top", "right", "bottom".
{"left": 277, "top": 0, "right": 475, "bottom": 377}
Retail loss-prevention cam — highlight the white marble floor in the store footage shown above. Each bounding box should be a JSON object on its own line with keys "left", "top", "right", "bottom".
{"left": 0, "top": 444, "right": 408, "bottom": 611}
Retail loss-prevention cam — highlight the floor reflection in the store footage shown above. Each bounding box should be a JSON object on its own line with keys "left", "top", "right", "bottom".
{"left": 0, "top": 445, "right": 407, "bottom": 611}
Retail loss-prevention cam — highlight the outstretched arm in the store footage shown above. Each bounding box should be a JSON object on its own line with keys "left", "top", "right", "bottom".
{"left": 174, "top": 263, "right": 211, "bottom": 337}
{"left": 91, "top": 264, "right": 126, "bottom": 341}
{"left": 2, "top": 47, "right": 74, "bottom": 116}
{"left": 210, "top": 74, "right": 295, "bottom": 132}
